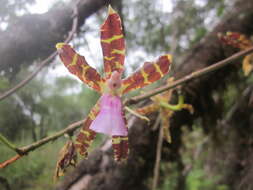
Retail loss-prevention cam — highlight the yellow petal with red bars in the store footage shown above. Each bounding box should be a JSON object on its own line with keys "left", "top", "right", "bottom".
{"left": 100, "top": 5, "right": 125, "bottom": 79}
{"left": 54, "top": 140, "right": 77, "bottom": 180}
{"left": 111, "top": 110, "right": 129, "bottom": 162}
{"left": 122, "top": 54, "right": 172, "bottom": 94}
{"left": 161, "top": 110, "right": 173, "bottom": 143}
{"left": 218, "top": 32, "right": 253, "bottom": 50}
{"left": 218, "top": 32, "right": 253, "bottom": 76}
{"left": 242, "top": 54, "right": 253, "bottom": 76}
{"left": 56, "top": 43, "right": 104, "bottom": 93}
{"left": 75, "top": 101, "right": 100, "bottom": 157}
{"left": 112, "top": 136, "right": 129, "bottom": 162}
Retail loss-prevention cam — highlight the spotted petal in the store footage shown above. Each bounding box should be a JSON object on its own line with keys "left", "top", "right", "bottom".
{"left": 75, "top": 101, "right": 100, "bottom": 157}
{"left": 122, "top": 55, "right": 172, "bottom": 94}
{"left": 218, "top": 32, "right": 252, "bottom": 50}
{"left": 135, "top": 104, "right": 159, "bottom": 115}
{"left": 112, "top": 135, "right": 129, "bottom": 162}
{"left": 218, "top": 32, "right": 253, "bottom": 76}
{"left": 54, "top": 140, "right": 77, "bottom": 180}
{"left": 101, "top": 5, "right": 125, "bottom": 79}
{"left": 56, "top": 43, "right": 104, "bottom": 93}
{"left": 242, "top": 54, "right": 253, "bottom": 76}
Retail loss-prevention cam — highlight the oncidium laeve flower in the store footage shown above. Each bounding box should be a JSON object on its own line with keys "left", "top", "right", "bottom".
{"left": 56, "top": 6, "right": 172, "bottom": 162}
{"left": 135, "top": 77, "right": 193, "bottom": 143}
{"left": 54, "top": 139, "right": 77, "bottom": 180}
{"left": 218, "top": 32, "right": 253, "bottom": 76}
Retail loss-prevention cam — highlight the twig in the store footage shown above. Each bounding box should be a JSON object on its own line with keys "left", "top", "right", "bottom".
{"left": 152, "top": 121, "right": 163, "bottom": 190}
{"left": 0, "top": 155, "right": 22, "bottom": 169}
{"left": 125, "top": 47, "right": 253, "bottom": 105}
{"left": 0, "top": 119, "right": 84, "bottom": 169}
{"left": 0, "top": 133, "right": 21, "bottom": 153}
{"left": 22, "top": 120, "right": 84, "bottom": 152}
{"left": 124, "top": 106, "right": 150, "bottom": 122}
{"left": 0, "top": 2, "right": 79, "bottom": 102}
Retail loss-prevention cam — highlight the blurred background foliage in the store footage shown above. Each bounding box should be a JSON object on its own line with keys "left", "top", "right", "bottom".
{"left": 0, "top": 0, "right": 247, "bottom": 189}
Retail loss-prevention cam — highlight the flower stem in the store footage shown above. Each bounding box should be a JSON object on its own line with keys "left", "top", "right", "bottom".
{"left": 160, "top": 95, "right": 184, "bottom": 111}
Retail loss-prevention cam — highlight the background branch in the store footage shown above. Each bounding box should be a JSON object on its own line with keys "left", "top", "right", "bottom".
{"left": 0, "top": 1, "right": 79, "bottom": 101}
{"left": 0, "top": 133, "right": 19, "bottom": 153}
{"left": 0, "top": 0, "right": 113, "bottom": 78}
{"left": 0, "top": 120, "right": 84, "bottom": 169}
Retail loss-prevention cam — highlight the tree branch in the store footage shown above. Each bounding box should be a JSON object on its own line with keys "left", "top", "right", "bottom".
{"left": 0, "top": 1, "right": 79, "bottom": 101}
{"left": 0, "top": 133, "right": 20, "bottom": 153}
{"left": 0, "top": 120, "right": 84, "bottom": 169}
{"left": 0, "top": 155, "right": 22, "bottom": 169}
{"left": 125, "top": 46, "right": 253, "bottom": 105}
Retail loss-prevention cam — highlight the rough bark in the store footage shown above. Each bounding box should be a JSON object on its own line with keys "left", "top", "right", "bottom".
{"left": 0, "top": 0, "right": 112, "bottom": 79}
{"left": 56, "top": 0, "right": 253, "bottom": 189}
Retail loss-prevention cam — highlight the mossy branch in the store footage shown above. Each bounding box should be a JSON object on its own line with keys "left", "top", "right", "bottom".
{"left": 0, "top": 120, "right": 84, "bottom": 169}
{"left": 0, "top": 134, "right": 21, "bottom": 153}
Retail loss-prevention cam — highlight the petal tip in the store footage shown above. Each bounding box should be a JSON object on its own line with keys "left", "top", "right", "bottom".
{"left": 108, "top": 4, "right": 116, "bottom": 15}
{"left": 166, "top": 54, "right": 173, "bottom": 62}
{"left": 56, "top": 43, "right": 65, "bottom": 50}
{"left": 226, "top": 31, "right": 232, "bottom": 35}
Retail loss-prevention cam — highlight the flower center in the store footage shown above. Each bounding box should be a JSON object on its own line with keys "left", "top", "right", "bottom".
{"left": 107, "top": 71, "right": 122, "bottom": 95}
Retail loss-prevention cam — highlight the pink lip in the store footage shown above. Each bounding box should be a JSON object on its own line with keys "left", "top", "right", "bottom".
{"left": 90, "top": 94, "right": 127, "bottom": 136}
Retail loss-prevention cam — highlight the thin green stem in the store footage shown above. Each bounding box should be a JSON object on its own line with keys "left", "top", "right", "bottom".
{"left": 159, "top": 95, "right": 184, "bottom": 111}
{"left": 0, "top": 133, "right": 19, "bottom": 152}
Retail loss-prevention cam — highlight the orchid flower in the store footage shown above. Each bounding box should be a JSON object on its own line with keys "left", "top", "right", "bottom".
{"left": 135, "top": 78, "right": 193, "bottom": 143}
{"left": 54, "top": 140, "right": 77, "bottom": 180}
{"left": 56, "top": 6, "right": 172, "bottom": 161}
{"left": 218, "top": 32, "right": 253, "bottom": 76}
